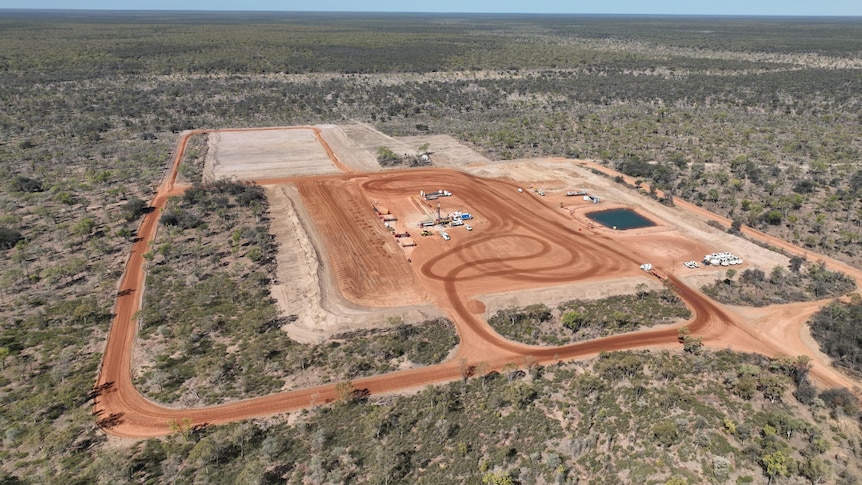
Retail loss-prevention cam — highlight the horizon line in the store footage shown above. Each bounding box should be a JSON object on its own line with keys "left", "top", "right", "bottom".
{"left": 1, "top": 9, "right": 861, "bottom": 19}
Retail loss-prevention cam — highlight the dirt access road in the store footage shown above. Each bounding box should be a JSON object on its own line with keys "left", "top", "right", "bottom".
{"left": 94, "top": 127, "right": 862, "bottom": 439}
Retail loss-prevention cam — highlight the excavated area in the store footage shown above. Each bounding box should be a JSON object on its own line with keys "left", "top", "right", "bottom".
{"left": 291, "top": 176, "right": 425, "bottom": 307}
{"left": 93, "top": 126, "right": 862, "bottom": 439}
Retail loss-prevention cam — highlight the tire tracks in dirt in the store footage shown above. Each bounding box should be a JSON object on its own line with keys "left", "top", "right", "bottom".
{"left": 93, "top": 129, "right": 861, "bottom": 439}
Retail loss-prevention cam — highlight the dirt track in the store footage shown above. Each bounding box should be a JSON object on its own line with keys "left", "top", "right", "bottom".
{"left": 94, "top": 127, "right": 862, "bottom": 439}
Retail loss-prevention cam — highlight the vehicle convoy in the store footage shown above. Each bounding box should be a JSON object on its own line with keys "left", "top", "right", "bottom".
{"left": 703, "top": 252, "right": 742, "bottom": 266}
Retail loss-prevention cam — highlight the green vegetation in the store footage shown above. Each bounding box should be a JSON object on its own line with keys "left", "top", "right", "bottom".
{"left": 177, "top": 133, "right": 209, "bottom": 184}
{"left": 1, "top": 11, "right": 861, "bottom": 482}
{"left": 376, "top": 146, "right": 432, "bottom": 168}
{"left": 39, "top": 350, "right": 862, "bottom": 483}
{"left": 809, "top": 298, "right": 862, "bottom": 377}
{"left": 135, "top": 180, "right": 458, "bottom": 405}
{"left": 489, "top": 290, "right": 691, "bottom": 346}
{"left": 702, "top": 259, "right": 856, "bottom": 306}
{"left": 0, "top": 227, "right": 23, "bottom": 250}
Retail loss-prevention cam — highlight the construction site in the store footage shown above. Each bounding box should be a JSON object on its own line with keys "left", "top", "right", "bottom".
{"left": 94, "top": 124, "right": 862, "bottom": 438}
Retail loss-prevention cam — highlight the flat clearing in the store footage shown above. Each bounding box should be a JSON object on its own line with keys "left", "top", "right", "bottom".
{"left": 205, "top": 128, "right": 340, "bottom": 181}
{"left": 95, "top": 125, "right": 862, "bottom": 438}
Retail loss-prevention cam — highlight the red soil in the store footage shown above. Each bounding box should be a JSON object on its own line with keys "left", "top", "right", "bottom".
{"left": 92, "top": 129, "right": 862, "bottom": 439}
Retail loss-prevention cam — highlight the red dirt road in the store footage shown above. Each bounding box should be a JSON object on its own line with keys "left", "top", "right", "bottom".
{"left": 93, "top": 129, "right": 861, "bottom": 439}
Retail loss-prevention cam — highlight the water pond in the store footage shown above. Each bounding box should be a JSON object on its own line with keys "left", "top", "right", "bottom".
{"left": 586, "top": 208, "right": 656, "bottom": 230}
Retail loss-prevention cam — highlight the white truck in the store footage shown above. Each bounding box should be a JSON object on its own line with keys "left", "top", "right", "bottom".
{"left": 440, "top": 231, "right": 450, "bottom": 241}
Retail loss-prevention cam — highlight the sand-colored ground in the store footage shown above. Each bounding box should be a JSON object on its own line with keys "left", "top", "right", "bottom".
{"left": 93, "top": 126, "right": 862, "bottom": 439}
{"left": 204, "top": 127, "right": 342, "bottom": 181}
{"left": 397, "top": 133, "right": 495, "bottom": 167}
{"left": 265, "top": 183, "right": 441, "bottom": 343}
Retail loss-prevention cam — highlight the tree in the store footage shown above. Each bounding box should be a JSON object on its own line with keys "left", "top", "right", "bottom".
{"left": 482, "top": 471, "right": 514, "bottom": 485}
{"left": 562, "top": 311, "right": 586, "bottom": 332}
{"left": 819, "top": 387, "right": 859, "bottom": 416}
{"left": 763, "top": 209, "right": 783, "bottom": 225}
{"left": 682, "top": 335, "right": 703, "bottom": 354}
{"left": 231, "top": 228, "right": 242, "bottom": 259}
{"left": 770, "top": 265, "right": 785, "bottom": 284}
{"left": 734, "top": 376, "right": 757, "bottom": 400}
{"left": 72, "top": 217, "right": 96, "bottom": 242}
{"left": 677, "top": 326, "right": 691, "bottom": 342}
{"left": 335, "top": 380, "right": 356, "bottom": 404}
{"left": 167, "top": 418, "right": 194, "bottom": 441}
{"left": 799, "top": 456, "right": 830, "bottom": 485}
{"left": 761, "top": 450, "right": 791, "bottom": 484}
{"left": 850, "top": 169, "right": 862, "bottom": 196}
{"left": 652, "top": 420, "right": 680, "bottom": 448}
{"left": 791, "top": 355, "right": 812, "bottom": 385}
{"left": 0, "top": 228, "right": 23, "bottom": 250}
{"left": 789, "top": 256, "right": 805, "bottom": 273}
{"left": 761, "top": 374, "right": 790, "bottom": 403}
{"left": 741, "top": 268, "right": 766, "bottom": 285}
{"left": 376, "top": 146, "right": 401, "bottom": 166}
{"left": 10, "top": 176, "right": 43, "bottom": 193}
{"left": 725, "top": 268, "right": 736, "bottom": 285}
{"left": 121, "top": 197, "right": 148, "bottom": 221}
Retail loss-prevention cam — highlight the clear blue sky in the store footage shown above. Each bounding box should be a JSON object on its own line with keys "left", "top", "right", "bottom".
{"left": 2, "top": 1, "right": 861, "bottom": 17}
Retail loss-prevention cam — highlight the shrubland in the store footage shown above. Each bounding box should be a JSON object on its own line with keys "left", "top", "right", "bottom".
{"left": 44, "top": 350, "right": 862, "bottom": 483}
{"left": 702, "top": 258, "right": 856, "bottom": 306}
{"left": 489, "top": 289, "right": 690, "bottom": 346}
{"left": 809, "top": 297, "right": 862, "bottom": 378}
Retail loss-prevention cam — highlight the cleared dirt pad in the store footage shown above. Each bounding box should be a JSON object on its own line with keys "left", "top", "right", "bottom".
{"left": 205, "top": 128, "right": 340, "bottom": 181}
{"left": 294, "top": 176, "right": 425, "bottom": 307}
{"left": 397, "top": 134, "right": 494, "bottom": 167}
{"left": 266, "top": 184, "right": 440, "bottom": 342}
{"left": 96, "top": 127, "right": 862, "bottom": 439}
{"left": 315, "top": 125, "right": 382, "bottom": 172}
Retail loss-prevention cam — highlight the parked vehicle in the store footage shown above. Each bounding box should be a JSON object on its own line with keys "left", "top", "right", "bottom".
{"left": 465, "top": 225, "right": 472, "bottom": 231}
{"left": 441, "top": 231, "right": 450, "bottom": 241}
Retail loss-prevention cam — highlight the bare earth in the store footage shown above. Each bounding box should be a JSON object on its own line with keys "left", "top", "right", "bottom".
{"left": 205, "top": 127, "right": 342, "bottom": 181}
{"left": 93, "top": 125, "right": 862, "bottom": 439}
{"left": 265, "top": 183, "right": 442, "bottom": 343}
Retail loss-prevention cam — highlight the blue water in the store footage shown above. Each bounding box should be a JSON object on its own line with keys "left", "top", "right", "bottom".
{"left": 586, "top": 208, "right": 656, "bottom": 230}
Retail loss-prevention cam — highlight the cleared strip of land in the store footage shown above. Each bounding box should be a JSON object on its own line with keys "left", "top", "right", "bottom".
{"left": 94, "top": 126, "right": 862, "bottom": 438}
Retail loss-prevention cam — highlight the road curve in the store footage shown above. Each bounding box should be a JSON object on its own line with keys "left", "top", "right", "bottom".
{"left": 93, "top": 129, "right": 861, "bottom": 439}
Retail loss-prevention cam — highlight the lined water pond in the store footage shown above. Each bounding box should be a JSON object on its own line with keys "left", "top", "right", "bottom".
{"left": 587, "top": 208, "right": 656, "bottom": 230}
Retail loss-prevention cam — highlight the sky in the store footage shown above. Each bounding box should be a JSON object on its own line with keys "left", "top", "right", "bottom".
{"left": 2, "top": 1, "right": 861, "bottom": 17}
